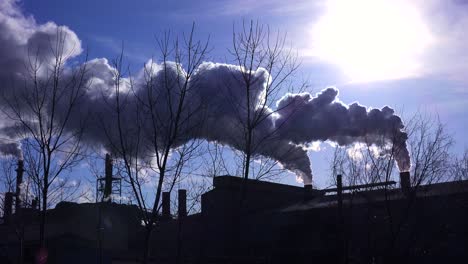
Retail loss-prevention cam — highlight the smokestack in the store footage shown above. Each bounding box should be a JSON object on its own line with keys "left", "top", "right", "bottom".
{"left": 103, "top": 154, "right": 113, "bottom": 202}
{"left": 3, "top": 192, "right": 14, "bottom": 221}
{"left": 337, "top": 174, "right": 343, "bottom": 210}
{"left": 15, "top": 160, "right": 24, "bottom": 212}
{"left": 31, "top": 197, "right": 38, "bottom": 210}
{"left": 336, "top": 174, "right": 346, "bottom": 263}
{"left": 162, "top": 192, "right": 171, "bottom": 219}
{"left": 304, "top": 184, "right": 313, "bottom": 201}
{"left": 400, "top": 171, "right": 411, "bottom": 195}
{"left": 178, "top": 189, "right": 187, "bottom": 219}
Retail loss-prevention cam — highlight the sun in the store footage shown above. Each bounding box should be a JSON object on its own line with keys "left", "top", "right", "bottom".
{"left": 310, "top": 0, "right": 434, "bottom": 83}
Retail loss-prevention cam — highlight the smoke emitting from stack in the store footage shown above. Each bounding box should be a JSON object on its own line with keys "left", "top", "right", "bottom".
{"left": 0, "top": 1, "right": 411, "bottom": 184}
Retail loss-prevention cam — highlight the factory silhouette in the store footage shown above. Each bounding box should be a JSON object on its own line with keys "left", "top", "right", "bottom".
{"left": 1, "top": 155, "right": 468, "bottom": 264}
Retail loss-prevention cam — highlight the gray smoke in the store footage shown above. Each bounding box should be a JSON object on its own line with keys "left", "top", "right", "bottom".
{"left": 73, "top": 60, "right": 412, "bottom": 185}
{"left": 0, "top": 0, "right": 81, "bottom": 158}
{"left": 0, "top": 1, "right": 411, "bottom": 184}
{"left": 0, "top": 141, "right": 22, "bottom": 158}
{"left": 0, "top": 124, "right": 23, "bottom": 158}
{"left": 275, "top": 88, "right": 411, "bottom": 175}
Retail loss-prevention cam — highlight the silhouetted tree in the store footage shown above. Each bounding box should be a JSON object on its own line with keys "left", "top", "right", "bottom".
{"left": 229, "top": 20, "right": 305, "bottom": 185}
{"left": 101, "top": 24, "right": 209, "bottom": 264}
{"left": 452, "top": 149, "right": 468, "bottom": 181}
{"left": 2, "top": 28, "right": 89, "bottom": 247}
{"left": 329, "top": 112, "right": 454, "bottom": 260}
{"left": 204, "top": 142, "right": 291, "bottom": 182}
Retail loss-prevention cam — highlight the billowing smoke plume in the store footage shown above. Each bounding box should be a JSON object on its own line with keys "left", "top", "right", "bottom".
{"left": 275, "top": 89, "right": 411, "bottom": 175}
{"left": 0, "top": 0, "right": 81, "bottom": 158}
{"left": 0, "top": 1, "right": 411, "bottom": 184}
{"left": 0, "top": 141, "right": 22, "bottom": 158}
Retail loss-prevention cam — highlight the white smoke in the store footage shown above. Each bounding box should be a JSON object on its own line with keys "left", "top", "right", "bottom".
{"left": 0, "top": 1, "right": 411, "bottom": 184}
{"left": 0, "top": 0, "right": 81, "bottom": 158}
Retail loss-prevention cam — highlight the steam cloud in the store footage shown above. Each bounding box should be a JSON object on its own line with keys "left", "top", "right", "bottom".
{"left": 0, "top": 1, "right": 411, "bottom": 184}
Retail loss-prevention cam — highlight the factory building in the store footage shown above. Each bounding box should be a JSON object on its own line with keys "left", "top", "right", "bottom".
{"left": 1, "top": 165, "right": 468, "bottom": 263}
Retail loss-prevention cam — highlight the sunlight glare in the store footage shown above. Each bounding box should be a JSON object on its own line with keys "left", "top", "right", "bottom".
{"left": 310, "top": 0, "right": 434, "bottom": 82}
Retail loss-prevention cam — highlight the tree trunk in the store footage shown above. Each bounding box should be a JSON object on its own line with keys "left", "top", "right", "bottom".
{"left": 39, "top": 190, "right": 48, "bottom": 247}
{"left": 142, "top": 226, "right": 152, "bottom": 264}
{"left": 241, "top": 127, "right": 253, "bottom": 202}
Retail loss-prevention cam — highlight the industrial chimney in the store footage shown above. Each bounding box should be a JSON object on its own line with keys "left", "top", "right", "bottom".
{"left": 304, "top": 184, "right": 313, "bottom": 201}
{"left": 162, "top": 192, "right": 171, "bottom": 220}
{"left": 3, "top": 192, "right": 14, "bottom": 222}
{"left": 178, "top": 189, "right": 187, "bottom": 219}
{"left": 400, "top": 171, "right": 411, "bottom": 196}
{"left": 103, "top": 154, "right": 113, "bottom": 202}
{"left": 31, "top": 197, "right": 38, "bottom": 210}
{"left": 15, "top": 160, "right": 24, "bottom": 212}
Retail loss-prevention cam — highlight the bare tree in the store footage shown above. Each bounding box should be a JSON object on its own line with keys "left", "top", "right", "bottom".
{"left": 2, "top": 28, "right": 89, "bottom": 247}
{"left": 183, "top": 175, "right": 212, "bottom": 214}
{"left": 452, "top": 149, "right": 468, "bottom": 181}
{"left": 203, "top": 142, "right": 290, "bottom": 182}
{"left": 229, "top": 20, "right": 305, "bottom": 184}
{"left": 331, "top": 113, "right": 453, "bottom": 186}
{"left": 99, "top": 47, "right": 151, "bottom": 263}
{"left": 140, "top": 24, "right": 209, "bottom": 263}
{"left": 328, "top": 112, "right": 455, "bottom": 260}
{"left": 101, "top": 24, "right": 209, "bottom": 263}
{"left": 405, "top": 113, "right": 453, "bottom": 186}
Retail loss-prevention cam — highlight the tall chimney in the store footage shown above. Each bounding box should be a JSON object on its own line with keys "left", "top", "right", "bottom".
{"left": 103, "top": 154, "right": 113, "bottom": 202}
{"left": 337, "top": 174, "right": 343, "bottom": 211}
{"left": 178, "top": 189, "right": 187, "bottom": 219}
{"left": 15, "top": 160, "right": 24, "bottom": 212}
{"left": 3, "top": 192, "right": 14, "bottom": 221}
{"left": 400, "top": 171, "right": 411, "bottom": 195}
{"left": 336, "top": 174, "right": 346, "bottom": 264}
{"left": 162, "top": 192, "right": 171, "bottom": 219}
{"left": 304, "top": 184, "right": 313, "bottom": 201}
{"left": 31, "top": 197, "right": 38, "bottom": 210}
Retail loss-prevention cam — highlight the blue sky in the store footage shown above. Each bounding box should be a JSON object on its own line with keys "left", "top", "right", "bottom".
{"left": 5, "top": 0, "right": 468, "bottom": 189}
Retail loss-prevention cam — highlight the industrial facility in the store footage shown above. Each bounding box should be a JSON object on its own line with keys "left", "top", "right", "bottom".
{"left": 1, "top": 158, "right": 468, "bottom": 264}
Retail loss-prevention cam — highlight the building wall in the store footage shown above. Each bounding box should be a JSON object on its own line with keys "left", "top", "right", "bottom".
{"left": 2, "top": 177, "right": 468, "bottom": 263}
